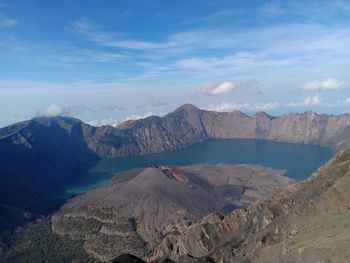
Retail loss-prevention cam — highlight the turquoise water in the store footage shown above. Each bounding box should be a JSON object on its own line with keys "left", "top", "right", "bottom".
{"left": 66, "top": 139, "right": 333, "bottom": 194}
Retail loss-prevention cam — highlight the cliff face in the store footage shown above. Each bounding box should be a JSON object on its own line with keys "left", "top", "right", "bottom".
{"left": 93, "top": 104, "right": 350, "bottom": 156}
{"left": 153, "top": 149, "right": 350, "bottom": 263}
{"left": 88, "top": 104, "right": 208, "bottom": 157}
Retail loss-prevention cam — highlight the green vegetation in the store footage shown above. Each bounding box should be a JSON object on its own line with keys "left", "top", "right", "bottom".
{"left": 0, "top": 218, "right": 98, "bottom": 263}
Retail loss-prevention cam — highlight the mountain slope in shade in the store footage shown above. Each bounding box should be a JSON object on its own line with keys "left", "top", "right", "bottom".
{"left": 0, "top": 117, "right": 99, "bottom": 231}
{"left": 51, "top": 164, "right": 290, "bottom": 262}
{"left": 152, "top": 149, "right": 350, "bottom": 263}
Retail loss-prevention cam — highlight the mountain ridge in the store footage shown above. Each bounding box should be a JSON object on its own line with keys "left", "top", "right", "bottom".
{"left": 3, "top": 104, "right": 350, "bottom": 156}
{"left": 1, "top": 104, "right": 350, "bottom": 231}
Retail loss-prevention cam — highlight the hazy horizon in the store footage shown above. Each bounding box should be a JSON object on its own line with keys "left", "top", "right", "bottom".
{"left": 3, "top": 102, "right": 350, "bottom": 129}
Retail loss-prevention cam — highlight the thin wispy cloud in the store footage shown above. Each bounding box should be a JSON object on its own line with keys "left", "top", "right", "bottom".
{"left": 36, "top": 103, "right": 125, "bottom": 118}
{"left": 289, "top": 93, "right": 322, "bottom": 106}
{"left": 207, "top": 102, "right": 278, "bottom": 112}
{"left": 0, "top": 80, "right": 132, "bottom": 95}
{"left": 150, "top": 100, "right": 168, "bottom": 108}
{"left": 124, "top": 112, "right": 154, "bottom": 122}
{"left": 0, "top": 15, "right": 16, "bottom": 28}
{"left": 335, "top": 0, "right": 350, "bottom": 12}
{"left": 303, "top": 78, "right": 346, "bottom": 91}
{"left": 303, "top": 93, "right": 322, "bottom": 106}
{"left": 261, "top": 3, "right": 285, "bottom": 16}
{"left": 56, "top": 48, "right": 127, "bottom": 63}
{"left": 181, "top": 10, "right": 238, "bottom": 24}
{"left": 72, "top": 19, "right": 167, "bottom": 50}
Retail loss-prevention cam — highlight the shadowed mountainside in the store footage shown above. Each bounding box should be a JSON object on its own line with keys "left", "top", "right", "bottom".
{"left": 0, "top": 117, "right": 99, "bottom": 231}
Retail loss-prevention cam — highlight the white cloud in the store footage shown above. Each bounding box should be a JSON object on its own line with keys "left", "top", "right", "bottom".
{"left": 124, "top": 112, "right": 154, "bottom": 121}
{"left": 35, "top": 102, "right": 125, "bottom": 118}
{"left": 287, "top": 93, "right": 350, "bottom": 107}
{"left": 211, "top": 81, "right": 235, "bottom": 95}
{"left": 85, "top": 120, "right": 99, "bottom": 126}
{"left": 68, "top": 18, "right": 350, "bottom": 84}
{"left": 0, "top": 16, "right": 16, "bottom": 28}
{"left": 207, "top": 102, "right": 278, "bottom": 112}
{"left": 303, "top": 93, "right": 322, "bottom": 105}
{"left": 303, "top": 78, "right": 346, "bottom": 91}
{"left": 38, "top": 103, "right": 64, "bottom": 117}
{"left": 208, "top": 102, "right": 249, "bottom": 112}
{"left": 200, "top": 81, "right": 235, "bottom": 96}
{"left": 254, "top": 102, "right": 279, "bottom": 111}
{"left": 101, "top": 118, "right": 118, "bottom": 126}
{"left": 84, "top": 118, "right": 120, "bottom": 127}
{"left": 288, "top": 93, "right": 322, "bottom": 106}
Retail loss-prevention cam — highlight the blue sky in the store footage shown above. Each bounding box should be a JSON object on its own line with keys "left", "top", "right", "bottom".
{"left": 1, "top": 0, "right": 350, "bottom": 127}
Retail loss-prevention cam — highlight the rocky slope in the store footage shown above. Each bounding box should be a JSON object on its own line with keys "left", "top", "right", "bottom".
{"left": 51, "top": 164, "right": 290, "bottom": 262}
{"left": 106, "top": 104, "right": 350, "bottom": 155}
{"left": 153, "top": 149, "right": 350, "bottom": 263}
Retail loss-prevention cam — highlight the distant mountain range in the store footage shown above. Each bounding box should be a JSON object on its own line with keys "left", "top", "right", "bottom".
{"left": 1, "top": 104, "right": 350, "bottom": 230}
{"left": 1, "top": 104, "right": 350, "bottom": 262}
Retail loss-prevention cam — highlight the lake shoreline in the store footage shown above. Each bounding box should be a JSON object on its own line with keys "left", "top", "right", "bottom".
{"left": 64, "top": 138, "right": 333, "bottom": 195}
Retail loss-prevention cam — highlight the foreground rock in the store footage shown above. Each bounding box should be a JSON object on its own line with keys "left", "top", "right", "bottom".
{"left": 51, "top": 164, "right": 290, "bottom": 261}
{"left": 153, "top": 149, "right": 350, "bottom": 263}
{"left": 111, "top": 254, "right": 146, "bottom": 263}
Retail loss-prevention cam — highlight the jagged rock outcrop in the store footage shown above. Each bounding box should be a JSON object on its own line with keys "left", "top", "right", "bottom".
{"left": 51, "top": 164, "right": 290, "bottom": 262}
{"left": 153, "top": 149, "right": 350, "bottom": 263}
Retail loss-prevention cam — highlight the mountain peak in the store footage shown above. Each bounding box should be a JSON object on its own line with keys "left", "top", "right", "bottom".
{"left": 31, "top": 115, "right": 80, "bottom": 123}
{"left": 30, "top": 116, "right": 83, "bottom": 128}
{"left": 176, "top": 103, "right": 200, "bottom": 111}
{"left": 255, "top": 111, "right": 273, "bottom": 119}
{"left": 231, "top": 110, "right": 249, "bottom": 118}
